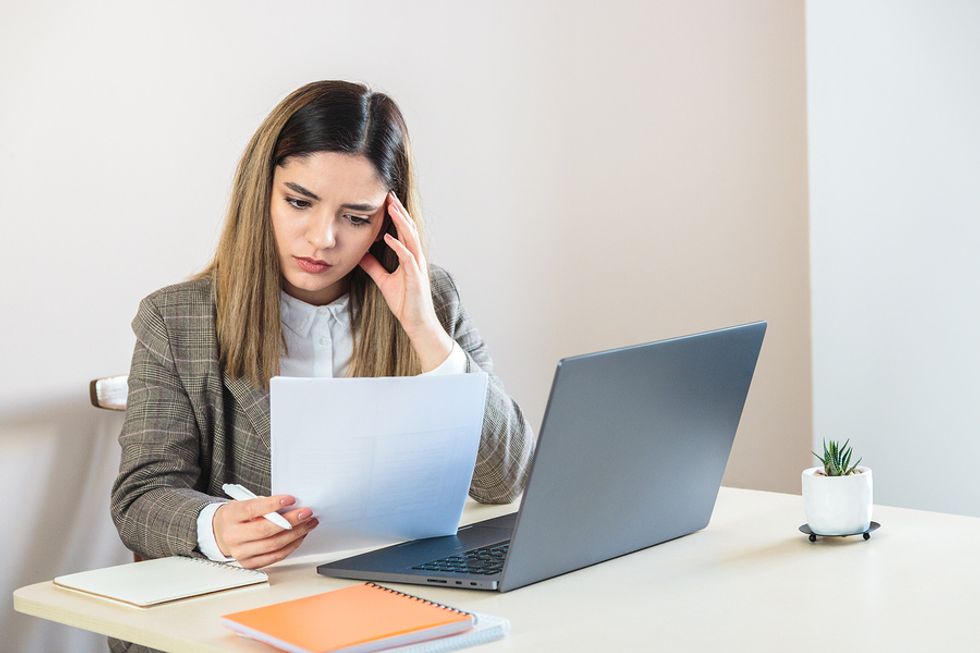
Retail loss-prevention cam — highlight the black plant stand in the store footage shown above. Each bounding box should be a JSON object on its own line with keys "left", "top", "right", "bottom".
{"left": 799, "top": 521, "right": 880, "bottom": 542}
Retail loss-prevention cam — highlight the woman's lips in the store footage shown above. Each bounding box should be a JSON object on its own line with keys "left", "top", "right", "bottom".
{"left": 295, "top": 257, "right": 332, "bottom": 274}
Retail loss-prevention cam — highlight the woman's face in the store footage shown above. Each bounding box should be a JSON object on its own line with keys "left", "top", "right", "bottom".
{"left": 270, "top": 152, "right": 389, "bottom": 305}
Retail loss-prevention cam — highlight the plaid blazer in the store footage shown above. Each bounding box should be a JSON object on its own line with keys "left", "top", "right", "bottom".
{"left": 109, "top": 264, "right": 534, "bottom": 560}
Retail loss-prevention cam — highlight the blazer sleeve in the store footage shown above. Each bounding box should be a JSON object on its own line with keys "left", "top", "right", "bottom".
{"left": 109, "top": 294, "right": 214, "bottom": 559}
{"left": 432, "top": 267, "right": 536, "bottom": 503}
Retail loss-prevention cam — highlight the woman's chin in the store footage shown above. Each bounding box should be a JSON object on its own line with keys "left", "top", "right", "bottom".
{"left": 282, "top": 270, "right": 349, "bottom": 301}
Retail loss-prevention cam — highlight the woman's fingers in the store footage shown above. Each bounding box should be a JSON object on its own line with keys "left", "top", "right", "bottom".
{"left": 278, "top": 506, "right": 315, "bottom": 527}
{"left": 223, "top": 495, "right": 294, "bottom": 522}
{"left": 359, "top": 191, "right": 441, "bottom": 340}
{"left": 237, "top": 531, "right": 310, "bottom": 569}
{"left": 238, "top": 531, "right": 311, "bottom": 570}
{"left": 243, "top": 505, "right": 313, "bottom": 540}
{"left": 358, "top": 252, "right": 388, "bottom": 285}
{"left": 387, "top": 191, "right": 416, "bottom": 237}
{"left": 233, "top": 516, "right": 318, "bottom": 562}
{"left": 214, "top": 496, "right": 315, "bottom": 558}
{"left": 386, "top": 193, "right": 424, "bottom": 264}
{"left": 384, "top": 232, "right": 417, "bottom": 269}
{"left": 215, "top": 496, "right": 291, "bottom": 556}
{"left": 241, "top": 506, "right": 314, "bottom": 542}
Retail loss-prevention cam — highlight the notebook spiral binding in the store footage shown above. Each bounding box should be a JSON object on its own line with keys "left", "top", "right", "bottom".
{"left": 185, "top": 556, "right": 267, "bottom": 577}
{"left": 365, "top": 582, "right": 473, "bottom": 618}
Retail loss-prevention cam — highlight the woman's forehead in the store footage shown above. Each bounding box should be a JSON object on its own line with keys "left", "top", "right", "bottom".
{"left": 276, "top": 152, "right": 386, "bottom": 199}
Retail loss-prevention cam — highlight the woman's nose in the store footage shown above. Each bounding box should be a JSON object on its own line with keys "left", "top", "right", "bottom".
{"left": 307, "top": 214, "right": 337, "bottom": 249}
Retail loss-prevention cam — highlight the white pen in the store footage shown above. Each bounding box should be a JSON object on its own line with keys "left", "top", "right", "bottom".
{"left": 221, "top": 483, "right": 293, "bottom": 530}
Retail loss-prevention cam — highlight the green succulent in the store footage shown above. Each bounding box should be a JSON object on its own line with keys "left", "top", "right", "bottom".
{"left": 812, "top": 438, "right": 863, "bottom": 476}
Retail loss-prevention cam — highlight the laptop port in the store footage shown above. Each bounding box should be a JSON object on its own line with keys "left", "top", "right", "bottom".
{"left": 426, "top": 579, "right": 447, "bottom": 584}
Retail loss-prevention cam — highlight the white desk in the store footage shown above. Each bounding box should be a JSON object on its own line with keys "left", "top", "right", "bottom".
{"left": 15, "top": 487, "right": 980, "bottom": 651}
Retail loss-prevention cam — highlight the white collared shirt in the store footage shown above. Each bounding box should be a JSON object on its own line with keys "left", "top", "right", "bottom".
{"left": 196, "top": 290, "right": 468, "bottom": 561}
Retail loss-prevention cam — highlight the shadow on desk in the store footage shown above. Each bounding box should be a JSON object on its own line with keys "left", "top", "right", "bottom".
{"left": 701, "top": 522, "right": 888, "bottom": 578}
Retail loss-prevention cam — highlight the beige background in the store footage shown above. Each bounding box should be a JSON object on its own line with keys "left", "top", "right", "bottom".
{"left": 1, "top": 1, "right": 811, "bottom": 650}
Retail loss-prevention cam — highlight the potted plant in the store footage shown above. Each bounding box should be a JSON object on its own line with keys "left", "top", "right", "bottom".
{"left": 802, "top": 439, "right": 873, "bottom": 535}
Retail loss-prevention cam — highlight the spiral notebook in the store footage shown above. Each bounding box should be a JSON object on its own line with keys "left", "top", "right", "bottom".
{"left": 222, "top": 582, "right": 507, "bottom": 653}
{"left": 53, "top": 556, "right": 268, "bottom": 607}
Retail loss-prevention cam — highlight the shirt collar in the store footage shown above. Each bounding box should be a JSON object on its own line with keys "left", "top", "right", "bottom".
{"left": 280, "top": 290, "right": 350, "bottom": 338}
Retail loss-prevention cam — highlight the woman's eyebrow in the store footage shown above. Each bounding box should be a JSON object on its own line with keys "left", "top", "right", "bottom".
{"left": 341, "top": 202, "right": 382, "bottom": 212}
{"left": 284, "top": 182, "right": 321, "bottom": 201}
{"left": 283, "top": 182, "right": 380, "bottom": 211}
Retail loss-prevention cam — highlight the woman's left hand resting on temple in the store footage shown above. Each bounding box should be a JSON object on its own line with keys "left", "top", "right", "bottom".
{"left": 358, "top": 191, "right": 456, "bottom": 373}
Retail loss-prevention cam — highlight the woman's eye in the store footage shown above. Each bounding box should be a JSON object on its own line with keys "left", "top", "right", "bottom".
{"left": 346, "top": 215, "right": 371, "bottom": 227}
{"left": 285, "top": 197, "right": 311, "bottom": 210}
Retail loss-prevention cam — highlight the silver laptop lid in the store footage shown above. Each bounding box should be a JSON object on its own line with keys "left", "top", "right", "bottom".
{"left": 498, "top": 321, "right": 766, "bottom": 592}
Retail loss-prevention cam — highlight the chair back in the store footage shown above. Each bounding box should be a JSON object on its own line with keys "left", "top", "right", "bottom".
{"left": 89, "top": 376, "right": 128, "bottom": 411}
{"left": 90, "top": 374, "right": 141, "bottom": 560}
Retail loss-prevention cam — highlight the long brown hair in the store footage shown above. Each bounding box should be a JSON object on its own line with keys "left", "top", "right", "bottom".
{"left": 195, "top": 80, "right": 426, "bottom": 389}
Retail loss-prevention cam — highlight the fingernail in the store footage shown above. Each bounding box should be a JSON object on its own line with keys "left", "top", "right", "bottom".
{"left": 298, "top": 510, "right": 311, "bottom": 520}
{"left": 280, "top": 497, "right": 295, "bottom": 506}
{"left": 309, "top": 519, "right": 319, "bottom": 528}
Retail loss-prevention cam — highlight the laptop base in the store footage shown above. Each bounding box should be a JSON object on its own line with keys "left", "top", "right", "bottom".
{"left": 317, "top": 513, "right": 517, "bottom": 591}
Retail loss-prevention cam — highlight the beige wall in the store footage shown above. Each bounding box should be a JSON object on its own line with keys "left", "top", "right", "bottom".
{"left": 1, "top": 1, "right": 810, "bottom": 650}
{"left": 426, "top": 1, "right": 812, "bottom": 492}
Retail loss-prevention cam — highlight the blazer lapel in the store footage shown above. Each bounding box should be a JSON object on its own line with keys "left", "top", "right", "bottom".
{"left": 223, "top": 372, "right": 271, "bottom": 452}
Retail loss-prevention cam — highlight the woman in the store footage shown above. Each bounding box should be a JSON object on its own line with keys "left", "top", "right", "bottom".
{"left": 109, "top": 80, "right": 534, "bottom": 579}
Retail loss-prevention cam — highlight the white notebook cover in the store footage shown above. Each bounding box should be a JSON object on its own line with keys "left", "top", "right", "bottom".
{"left": 391, "top": 612, "right": 510, "bottom": 653}
{"left": 54, "top": 556, "right": 268, "bottom": 607}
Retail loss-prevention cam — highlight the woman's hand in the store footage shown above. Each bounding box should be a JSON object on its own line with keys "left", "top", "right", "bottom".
{"left": 359, "top": 191, "right": 454, "bottom": 372}
{"left": 213, "top": 494, "right": 318, "bottom": 569}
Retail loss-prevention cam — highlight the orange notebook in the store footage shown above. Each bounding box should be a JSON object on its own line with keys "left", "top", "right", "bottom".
{"left": 221, "top": 582, "right": 476, "bottom": 653}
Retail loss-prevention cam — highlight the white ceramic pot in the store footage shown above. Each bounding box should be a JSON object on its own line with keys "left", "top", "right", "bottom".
{"left": 801, "top": 466, "right": 873, "bottom": 535}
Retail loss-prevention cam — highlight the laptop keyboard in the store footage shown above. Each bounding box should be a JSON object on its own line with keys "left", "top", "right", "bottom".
{"left": 412, "top": 541, "right": 510, "bottom": 576}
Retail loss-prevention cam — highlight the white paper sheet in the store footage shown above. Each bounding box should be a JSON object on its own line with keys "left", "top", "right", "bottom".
{"left": 270, "top": 373, "right": 488, "bottom": 555}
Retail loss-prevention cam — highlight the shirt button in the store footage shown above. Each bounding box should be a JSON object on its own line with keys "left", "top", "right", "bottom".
{"left": 318, "top": 337, "right": 327, "bottom": 346}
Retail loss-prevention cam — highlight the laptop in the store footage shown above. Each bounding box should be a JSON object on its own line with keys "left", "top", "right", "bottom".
{"left": 317, "top": 321, "right": 766, "bottom": 592}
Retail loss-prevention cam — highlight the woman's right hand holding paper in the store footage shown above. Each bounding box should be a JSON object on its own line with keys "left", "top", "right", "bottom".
{"left": 213, "top": 495, "right": 318, "bottom": 569}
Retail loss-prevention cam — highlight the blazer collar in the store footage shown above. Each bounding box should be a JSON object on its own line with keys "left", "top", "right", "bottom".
{"left": 223, "top": 372, "right": 271, "bottom": 452}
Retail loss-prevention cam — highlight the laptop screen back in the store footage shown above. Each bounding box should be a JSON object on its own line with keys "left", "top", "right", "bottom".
{"left": 498, "top": 322, "right": 766, "bottom": 592}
